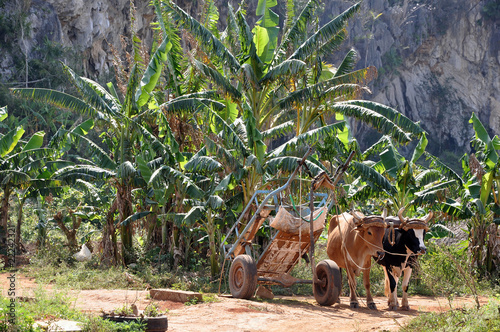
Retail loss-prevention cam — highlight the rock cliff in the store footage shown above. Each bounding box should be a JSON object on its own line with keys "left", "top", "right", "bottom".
{"left": 1, "top": 0, "right": 498, "bottom": 157}
{"left": 324, "top": 0, "right": 499, "bottom": 156}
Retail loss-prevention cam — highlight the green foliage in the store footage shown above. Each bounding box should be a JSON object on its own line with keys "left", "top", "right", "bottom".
{"left": 82, "top": 317, "right": 145, "bottom": 332}
{"left": 414, "top": 242, "right": 483, "bottom": 297}
{"left": 380, "top": 46, "right": 402, "bottom": 77}
{"left": 143, "top": 302, "right": 166, "bottom": 317}
{"left": 0, "top": 286, "right": 85, "bottom": 331}
{"left": 401, "top": 297, "right": 500, "bottom": 332}
{"left": 482, "top": 0, "right": 500, "bottom": 21}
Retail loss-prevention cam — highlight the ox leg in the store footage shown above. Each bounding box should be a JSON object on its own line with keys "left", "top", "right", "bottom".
{"left": 347, "top": 267, "right": 359, "bottom": 308}
{"left": 363, "top": 259, "right": 376, "bottom": 309}
{"left": 400, "top": 266, "right": 412, "bottom": 310}
{"left": 383, "top": 266, "right": 390, "bottom": 298}
{"left": 386, "top": 267, "right": 399, "bottom": 310}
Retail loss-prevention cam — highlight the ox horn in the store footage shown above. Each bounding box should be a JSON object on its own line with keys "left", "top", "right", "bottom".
{"left": 351, "top": 210, "right": 364, "bottom": 226}
{"left": 397, "top": 206, "right": 406, "bottom": 222}
{"left": 423, "top": 210, "right": 434, "bottom": 223}
{"left": 397, "top": 206, "right": 407, "bottom": 228}
{"left": 382, "top": 208, "right": 387, "bottom": 220}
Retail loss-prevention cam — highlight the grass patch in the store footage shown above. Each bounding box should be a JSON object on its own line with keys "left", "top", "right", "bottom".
{"left": 401, "top": 297, "right": 500, "bottom": 331}
{"left": 0, "top": 286, "right": 85, "bottom": 331}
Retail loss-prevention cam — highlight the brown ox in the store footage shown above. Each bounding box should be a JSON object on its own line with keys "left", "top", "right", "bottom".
{"left": 326, "top": 212, "right": 386, "bottom": 309}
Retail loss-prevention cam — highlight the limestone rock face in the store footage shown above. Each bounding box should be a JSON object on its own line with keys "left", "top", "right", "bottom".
{"left": 3, "top": 0, "right": 499, "bottom": 155}
{"left": 43, "top": 0, "right": 154, "bottom": 76}
{"left": 325, "top": 0, "right": 500, "bottom": 155}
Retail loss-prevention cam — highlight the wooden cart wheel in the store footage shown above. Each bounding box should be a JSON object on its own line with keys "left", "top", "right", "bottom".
{"left": 229, "top": 255, "right": 257, "bottom": 299}
{"left": 313, "top": 259, "right": 341, "bottom": 306}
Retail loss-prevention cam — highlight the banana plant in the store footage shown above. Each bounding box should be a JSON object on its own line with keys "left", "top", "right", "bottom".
{"left": 438, "top": 113, "right": 500, "bottom": 275}
{"left": 345, "top": 133, "right": 460, "bottom": 216}
{"left": 165, "top": 0, "right": 423, "bottom": 145}
{"left": 0, "top": 106, "right": 62, "bottom": 250}
{"left": 162, "top": 0, "right": 424, "bottom": 208}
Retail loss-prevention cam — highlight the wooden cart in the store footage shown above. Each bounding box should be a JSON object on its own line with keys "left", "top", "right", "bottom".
{"left": 221, "top": 149, "right": 354, "bottom": 305}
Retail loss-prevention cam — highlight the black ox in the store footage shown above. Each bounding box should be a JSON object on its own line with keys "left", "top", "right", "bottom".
{"left": 376, "top": 209, "right": 433, "bottom": 310}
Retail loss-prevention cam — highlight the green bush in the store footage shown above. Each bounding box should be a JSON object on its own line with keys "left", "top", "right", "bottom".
{"left": 401, "top": 297, "right": 500, "bottom": 332}
{"left": 412, "top": 242, "right": 479, "bottom": 297}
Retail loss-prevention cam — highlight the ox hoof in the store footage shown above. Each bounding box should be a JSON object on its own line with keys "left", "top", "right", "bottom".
{"left": 350, "top": 302, "right": 360, "bottom": 309}
{"left": 388, "top": 304, "right": 399, "bottom": 311}
{"left": 401, "top": 305, "right": 410, "bottom": 311}
{"left": 367, "top": 302, "right": 377, "bottom": 310}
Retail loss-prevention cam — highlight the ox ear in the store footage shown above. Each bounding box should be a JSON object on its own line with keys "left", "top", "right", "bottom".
{"left": 355, "top": 225, "right": 365, "bottom": 232}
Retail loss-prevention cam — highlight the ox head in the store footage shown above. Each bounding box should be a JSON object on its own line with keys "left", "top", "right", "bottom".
{"left": 352, "top": 211, "right": 387, "bottom": 261}
{"left": 397, "top": 207, "right": 433, "bottom": 255}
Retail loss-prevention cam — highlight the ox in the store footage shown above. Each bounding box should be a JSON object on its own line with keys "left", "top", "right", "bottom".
{"left": 327, "top": 212, "right": 387, "bottom": 309}
{"left": 377, "top": 208, "right": 433, "bottom": 310}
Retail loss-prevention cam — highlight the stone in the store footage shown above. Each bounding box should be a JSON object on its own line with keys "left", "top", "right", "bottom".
{"left": 150, "top": 289, "right": 203, "bottom": 303}
{"left": 47, "top": 320, "right": 83, "bottom": 332}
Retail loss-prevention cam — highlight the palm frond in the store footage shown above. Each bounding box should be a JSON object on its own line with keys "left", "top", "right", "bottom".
{"left": 0, "top": 170, "right": 31, "bottom": 186}
{"left": 204, "top": 136, "right": 242, "bottom": 171}
{"left": 136, "top": 37, "right": 171, "bottom": 107}
{"left": 207, "top": 195, "right": 224, "bottom": 210}
{"left": 167, "top": 1, "right": 240, "bottom": 72}
{"left": 424, "top": 151, "right": 463, "bottom": 185}
{"left": 0, "top": 126, "right": 24, "bottom": 158}
{"left": 53, "top": 165, "right": 115, "bottom": 183}
{"left": 61, "top": 129, "right": 116, "bottom": 170}
{"left": 261, "top": 120, "right": 294, "bottom": 140}
{"left": 63, "top": 64, "right": 122, "bottom": 119}
{"left": 266, "top": 156, "right": 324, "bottom": 177}
{"left": 193, "top": 59, "right": 241, "bottom": 99}
{"left": 10, "top": 88, "right": 107, "bottom": 121}
{"left": 75, "top": 179, "right": 101, "bottom": 202}
{"left": 159, "top": 97, "right": 225, "bottom": 113}
{"left": 239, "top": 63, "right": 260, "bottom": 91}
{"left": 203, "top": 108, "right": 249, "bottom": 158}
{"left": 289, "top": 2, "right": 361, "bottom": 61}
{"left": 351, "top": 161, "right": 397, "bottom": 194}
{"left": 362, "top": 135, "right": 391, "bottom": 159}
{"left": 149, "top": 165, "right": 203, "bottom": 199}
{"left": 184, "top": 155, "right": 223, "bottom": 173}
{"left": 117, "top": 161, "right": 136, "bottom": 179}
{"left": 343, "top": 100, "right": 424, "bottom": 137}
{"left": 412, "top": 180, "right": 457, "bottom": 206}
{"left": 334, "top": 102, "right": 412, "bottom": 144}
{"left": 221, "top": 4, "right": 241, "bottom": 55}
{"left": 235, "top": 9, "right": 261, "bottom": 69}
{"left": 269, "top": 122, "right": 345, "bottom": 157}
{"left": 275, "top": 0, "right": 318, "bottom": 63}
{"left": 335, "top": 49, "right": 358, "bottom": 77}
{"left": 440, "top": 200, "right": 472, "bottom": 219}
{"left": 317, "top": 29, "right": 346, "bottom": 58}
{"left": 120, "top": 211, "right": 151, "bottom": 226}
{"left": 259, "top": 59, "right": 306, "bottom": 85}
{"left": 415, "top": 169, "right": 442, "bottom": 187}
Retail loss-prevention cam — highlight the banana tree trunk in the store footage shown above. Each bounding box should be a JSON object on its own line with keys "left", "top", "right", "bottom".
{"left": 206, "top": 211, "right": 219, "bottom": 278}
{"left": 15, "top": 196, "right": 27, "bottom": 252}
{"left": 102, "top": 199, "right": 118, "bottom": 266}
{"left": 117, "top": 184, "right": 134, "bottom": 265}
{"left": 0, "top": 185, "right": 11, "bottom": 249}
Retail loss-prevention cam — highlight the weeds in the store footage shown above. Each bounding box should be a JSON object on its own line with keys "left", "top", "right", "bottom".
{"left": 401, "top": 297, "right": 500, "bottom": 331}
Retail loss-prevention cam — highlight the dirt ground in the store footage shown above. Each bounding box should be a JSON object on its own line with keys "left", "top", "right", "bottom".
{"left": 0, "top": 273, "right": 488, "bottom": 332}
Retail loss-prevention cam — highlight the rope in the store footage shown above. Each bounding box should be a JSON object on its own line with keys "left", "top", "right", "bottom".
{"left": 289, "top": 195, "right": 324, "bottom": 221}
{"left": 352, "top": 227, "right": 416, "bottom": 257}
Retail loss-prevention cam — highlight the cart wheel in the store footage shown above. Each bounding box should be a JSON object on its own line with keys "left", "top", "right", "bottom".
{"left": 313, "top": 259, "right": 341, "bottom": 306}
{"left": 229, "top": 255, "right": 257, "bottom": 299}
